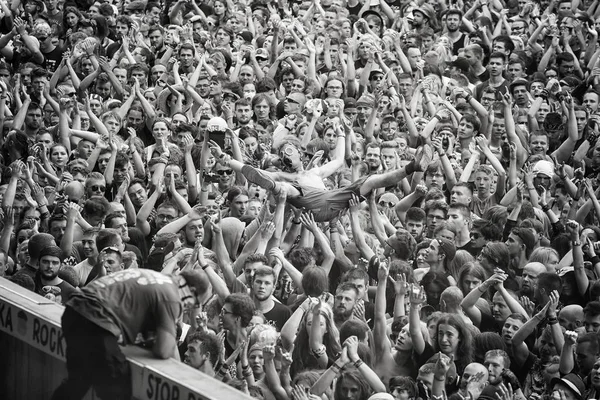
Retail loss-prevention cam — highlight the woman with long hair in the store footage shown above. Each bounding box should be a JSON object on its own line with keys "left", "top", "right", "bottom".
{"left": 434, "top": 313, "right": 473, "bottom": 375}
{"left": 457, "top": 262, "right": 489, "bottom": 297}
{"left": 287, "top": 298, "right": 341, "bottom": 378}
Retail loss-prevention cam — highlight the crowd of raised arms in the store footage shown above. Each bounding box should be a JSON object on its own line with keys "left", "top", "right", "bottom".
{"left": 6, "top": 0, "right": 600, "bottom": 398}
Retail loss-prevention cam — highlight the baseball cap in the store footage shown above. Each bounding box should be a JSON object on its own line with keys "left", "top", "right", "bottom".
{"left": 532, "top": 160, "right": 555, "bottom": 178}
{"left": 344, "top": 97, "right": 357, "bottom": 111}
{"left": 385, "top": 229, "right": 416, "bottom": 260}
{"left": 255, "top": 48, "right": 269, "bottom": 60}
{"left": 356, "top": 94, "right": 375, "bottom": 107}
{"left": 207, "top": 116, "right": 228, "bottom": 132}
{"left": 450, "top": 57, "right": 470, "bottom": 73}
{"left": 222, "top": 88, "right": 240, "bottom": 101}
{"left": 238, "top": 30, "right": 253, "bottom": 42}
{"left": 551, "top": 373, "right": 585, "bottom": 400}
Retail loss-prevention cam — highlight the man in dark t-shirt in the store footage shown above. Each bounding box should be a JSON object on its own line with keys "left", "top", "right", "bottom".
{"left": 51, "top": 269, "right": 206, "bottom": 400}
{"left": 252, "top": 265, "right": 291, "bottom": 331}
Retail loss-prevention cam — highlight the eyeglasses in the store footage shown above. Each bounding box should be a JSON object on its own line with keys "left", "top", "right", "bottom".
{"left": 215, "top": 169, "right": 233, "bottom": 176}
{"left": 90, "top": 185, "right": 106, "bottom": 192}
{"left": 286, "top": 97, "right": 300, "bottom": 104}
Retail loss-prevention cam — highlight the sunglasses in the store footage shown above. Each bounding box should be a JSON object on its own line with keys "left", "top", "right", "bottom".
{"left": 90, "top": 185, "right": 106, "bottom": 192}
{"left": 378, "top": 201, "right": 395, "bottom": 208}
{"left": 215, "top": 169, "right": 233, "bottom": 176}
{"left": 65, "top": 92, "right": 77, "bottom": 97}
{"left": 371, "top": 76, "right": 384, "bottom": 81}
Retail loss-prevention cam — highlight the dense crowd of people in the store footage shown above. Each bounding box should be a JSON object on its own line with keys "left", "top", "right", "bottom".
{"left": 2, "top": 0, "right": 600, "bottom": 399}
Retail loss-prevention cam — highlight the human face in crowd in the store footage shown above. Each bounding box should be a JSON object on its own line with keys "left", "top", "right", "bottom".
{"left": 254, "top": 99, "right": 270, "bottom": 120}
{"left": 184, "top": 219, "right": 203, "bottom": 245}
{"left": 235, "top": 104, "right": 253, "bottom": 125}
{"left": 184, "top": 340, "right": 207, "bottom": 369}
{"left": 485, "top": 355, "right": 505, "bottom": 385}
{"left": 426, "top": 209, "right": 446, "bottom": 233}
{"left": 334, "top": 289, "right": 357, "bottom": 319}
{"left": 230, "top": 194, "right": 248, "bottom": 218}
{"left": 502, "top": 317, "right": 524, "bottom": 344}
{"left": 425, "top": 167, "right": 444, "bottom": 189}
{"left": 505, "top": 233, "right": 524, "bottom": 257}
{"left": 585, "top": 313, "right": 600, "bottom": 333}
{"left": 584, "top": 92, "right": 600, "bottom": 113}
{"left": 529, "top": 134, "right": 548, "bottom": 156}
{"left": 492, "top": 292, "right": 511, "bottom": 322}
{"left": 437, "top": 323, "right": 460, "bottom": 356}
{"left": 451, "top": 186, "right": 471, "bottom": 205}
{"left": 82, "top": 234, "right": 99, "bottom": 260}
{"left": 40, "top": 255, "right": 61, "bottom": 280}
{"left": 156, "top": 206, "right": 178, "bottom": 230}
{"left": 253, "top": 273, "right": 275, "bottom": 301}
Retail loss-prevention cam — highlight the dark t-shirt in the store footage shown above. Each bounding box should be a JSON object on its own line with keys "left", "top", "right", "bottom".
{"left": 42, "top": 45, "right": 64, "bottom": 73}
{"left": 263, "top": 301, "right": 292, "bottom": 331}
{"left": 458, "top": 240, "right": 479, "bottom": 257}
{"left": 66, "top": 269, "right": 182, "bottom": 343}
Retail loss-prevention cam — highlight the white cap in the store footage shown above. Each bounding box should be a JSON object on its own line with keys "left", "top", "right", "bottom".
{"left": 207, "top": 116, "right": 228, "bottom": 132}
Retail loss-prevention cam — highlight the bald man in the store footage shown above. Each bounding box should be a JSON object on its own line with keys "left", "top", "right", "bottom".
{"left": 64, "top": 181, "right": 85, "bottom": 204}
{"left": 559, "top": 305, "right": 584, "bottom": 333}
{"left": 450, "top": 363, "right": 488, "bottom": 400}
{"left": 440, "top": 286, "right": 473, "bottom": 326}
{"left": 520, "top": 262, "right": 547, "bottom": 299}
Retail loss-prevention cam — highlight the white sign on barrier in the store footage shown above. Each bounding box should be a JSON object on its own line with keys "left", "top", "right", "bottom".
{"left": 0, "top": 298, "right": 66, "bottom": 361}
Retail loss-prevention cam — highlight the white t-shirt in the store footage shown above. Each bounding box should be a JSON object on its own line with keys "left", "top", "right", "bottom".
{"left": 73, "top": 259, "right": 94, "bottom": 287}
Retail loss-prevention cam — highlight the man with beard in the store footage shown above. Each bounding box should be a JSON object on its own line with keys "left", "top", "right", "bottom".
{"left": 463, "top": 44, "right": 488, "bottom": 85}
{"left": 520, "top": 262, "right": 547, "bottom": 299}
{"left": 445, "top": 9, "right": 467, "bottom": 55}
{"left": 364, "top": 143, "right": 382, "bottom": 174}
{"left": 333, "top": 282, "right": 359, "bottom": 329}
{"left": 184, "top": 332, "right": 220, "bottom": 377}
{"left": 251, "top": 266, "right": 291, "bottom": 331}
{"left": 148, "top": 25, "right": 167, "bottom": 59}
{"left": 35, "top": 245, "right": 77, "bottom": 304}
{"left": 411, "top": 4, "right": 437, "bottom": 34}
{"left": 106, "top": 15, "right": 133, "bottom": 58}
{"left": 234, "top": 99, "right": 254, "bottom": 130}
{"left": 449, "top": 363, "right": 488, "bottom": 400}
{"left": 484, "top": 350, "right": 510, "bottom": 387}
{"left": 24, "top": 103, "right": 44, "bottom": 138}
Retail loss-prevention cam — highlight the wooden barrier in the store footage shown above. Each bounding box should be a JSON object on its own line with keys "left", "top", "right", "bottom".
{"left": 0, "top": 277, "right": 252, "bottom": 400}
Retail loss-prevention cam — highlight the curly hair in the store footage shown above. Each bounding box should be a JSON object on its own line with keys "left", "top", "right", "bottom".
{"left": 434, "top": 313, "right": 473, "bottom": 375}
{"left": 224, "top": 293, "right": 255, "bottom": 327}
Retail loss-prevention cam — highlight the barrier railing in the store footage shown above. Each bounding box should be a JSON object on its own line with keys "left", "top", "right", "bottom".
{"left": 0, "top": 277, "right": 252, "bottom": 400}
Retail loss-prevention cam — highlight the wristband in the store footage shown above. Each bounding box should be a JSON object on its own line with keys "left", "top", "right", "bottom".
{"left": 571, "top": 241, "right": 582, "bottom": 247}
{"left": 292, "top": 219, "right": 301, "bottom": 224}
{"left": 548, "top": 317, "right": 558, "bottom": 325}
{"left": 353, "top": 359, "right": 364, "bottom": 368}
{"left": 541, "top": 204, "right": 550, "bottom": 212}
{"left": 201, "top": 263, "right": 211, "bottom": 270}
{"left": 591, "top": 255, "right": 600, "bottom": 265}
{"left": 465, "top": 95, "right": 473, "bottom": 102}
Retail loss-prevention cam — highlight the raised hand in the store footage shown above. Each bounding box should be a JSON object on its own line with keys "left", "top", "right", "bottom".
{"left": 409, "top": 284, "right": 427, "bottom": 305}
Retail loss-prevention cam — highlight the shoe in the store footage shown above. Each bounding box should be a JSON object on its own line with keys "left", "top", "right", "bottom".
{"left": 241, "top": 165, "right": 277, "bottom": 192}
{"left": 414, "top": 144, "right": 433, "bottom": 172}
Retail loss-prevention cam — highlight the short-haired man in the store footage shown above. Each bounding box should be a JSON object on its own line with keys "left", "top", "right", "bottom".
{"left": 584, "top": 301, "right": 600, "bottom": 333}
{"left": 36, "top": 245, "right": 77, "bottom": 304}
{"left": 251, "top": 265, "right": 291, "bottom": 331}
{"left": 485, "top": 349, "right": 510, "bottom": 386}
{"left": 447, "top": 203, "right": 472, "bottom": 250}
{"left": 333, "top": 282, "right": 359, "bottom": 329}
{"left": 52, "top": 269, "right": 207, "bottom": 399}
